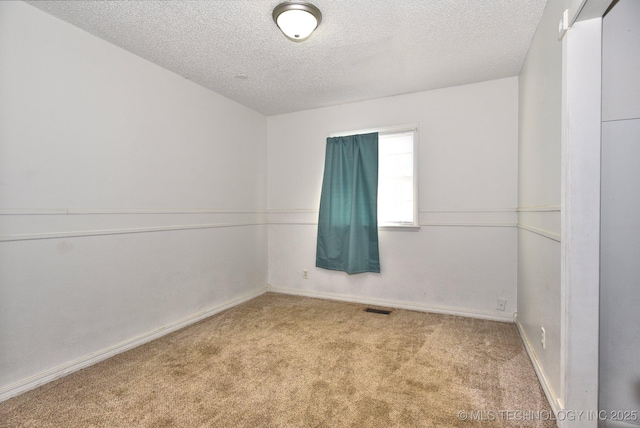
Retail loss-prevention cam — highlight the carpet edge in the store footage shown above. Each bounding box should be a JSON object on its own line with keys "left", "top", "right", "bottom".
{"left": 514, "top": 313, "right": 562, "bottom": 425}
{"left": 0, "top": 286, "right": 268, "bottom": 403}
{"left": 267, "top": 286, "right": 515, "bottom": 322}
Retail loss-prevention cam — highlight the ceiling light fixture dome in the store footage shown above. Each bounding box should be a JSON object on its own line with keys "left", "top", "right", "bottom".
{"left": 272, "top": 1, "right": 322, "bottom": 42}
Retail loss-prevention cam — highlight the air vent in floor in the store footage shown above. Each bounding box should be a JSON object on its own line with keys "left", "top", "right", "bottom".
{"left": 365, "top": 307, "right": 392, "bottom": 315}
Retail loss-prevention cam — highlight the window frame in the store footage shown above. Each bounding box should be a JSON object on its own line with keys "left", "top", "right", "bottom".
{"left": 328, "top": 124, "right": 420, "bottom": 231}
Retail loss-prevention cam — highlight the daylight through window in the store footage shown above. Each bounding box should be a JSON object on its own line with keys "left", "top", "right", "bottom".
{"left": 378, "top": 130, "right": 418, "bottom": 228}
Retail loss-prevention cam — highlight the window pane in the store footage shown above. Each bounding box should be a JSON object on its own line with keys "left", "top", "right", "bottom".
{"left": 378, "top": 132, "right": 414, "bottom": 225}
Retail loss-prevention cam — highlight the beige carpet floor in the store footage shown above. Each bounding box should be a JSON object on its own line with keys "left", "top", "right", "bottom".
{"left": 0, "top": 293, "right": 555, "bottom": 427}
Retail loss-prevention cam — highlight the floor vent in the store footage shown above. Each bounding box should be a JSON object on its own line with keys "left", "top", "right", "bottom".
{"left": 365, "top": 308, "right": 392, "bottom": 315}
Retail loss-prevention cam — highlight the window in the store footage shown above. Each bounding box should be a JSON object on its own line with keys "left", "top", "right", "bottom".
{"left": 327, "top": 125, "right": 419, "bottom": 230}
{"left": 377, "top": 130, "right": 418, "bottom": 229}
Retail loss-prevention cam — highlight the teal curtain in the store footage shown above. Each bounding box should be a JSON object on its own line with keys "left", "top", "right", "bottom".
{"left": 316, "top": 132, "right": 380, "bottom": 274}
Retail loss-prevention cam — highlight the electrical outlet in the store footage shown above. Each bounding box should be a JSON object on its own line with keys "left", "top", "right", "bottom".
{"left": 541, "top": 327, "right": 546, "bottom": 349}
{"left": 497, "top": 298, "right": 507, "bottom": 311}
{"left": 303, "top": 269, "right": 309, "bottom": 279}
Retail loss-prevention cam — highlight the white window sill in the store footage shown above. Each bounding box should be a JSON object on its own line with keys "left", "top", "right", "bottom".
{"left": 378, "top": 225, "right": 420, "bottom": 232}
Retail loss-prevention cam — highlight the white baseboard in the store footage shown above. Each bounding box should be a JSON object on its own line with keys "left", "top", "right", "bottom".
{"left": 0, "top": 286, "right": 268, "bottom": 403}
{"left": 600, "top": 420, "right": 640, "bottom": 428}
{"left": 268, "top": 285, "right": 514, "bottom": 322}
{"left": 514, "top": 313, "right": 562, "bottom": 427}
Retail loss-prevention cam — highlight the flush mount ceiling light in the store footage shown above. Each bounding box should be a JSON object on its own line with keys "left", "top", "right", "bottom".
{"left": 272, "top": 1, "right": 322, "bottom": 42}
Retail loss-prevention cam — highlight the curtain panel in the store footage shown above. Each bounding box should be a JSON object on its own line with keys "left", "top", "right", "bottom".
{"left": 316, "top": 132, "right": 380, "bottom": 274}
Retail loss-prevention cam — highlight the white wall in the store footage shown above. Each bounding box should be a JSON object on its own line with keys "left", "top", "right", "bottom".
{"left": 267, "top": 77, "right": 518, "bottom": 320}
{"left": 0, "top": 1, "right": 267, "bottom": 398}
{"left": 517, "top": 0, "right": 569, "bottom": 410}
{"left": 601, "top": 0, "right": 640, "bottom": 123}
{"left": 600, "top": 0, "right": 640, "bottom": 424}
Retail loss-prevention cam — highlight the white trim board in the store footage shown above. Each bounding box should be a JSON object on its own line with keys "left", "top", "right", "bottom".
{"left": 328, "top": 123, "right": 419, "bottom": 138}
{"left": 518, "top": 223, "right": 562, "bottom": 242}
{"left": 0, "top": 287, "right": 268, "bottom": 403}
{"left": 0, "top": 209, "right": 266, "bottom": 215}
{"left": 0, "top": 220, "right": 516, "bottom": 242}
{"left": 268, "top": 221, "right": 516, "bottom": 228}
{"left": 517, "top": 205, "right": 561, "bottom": 212}
{"left": 515, "top": 313, "right": 562, "bottom": 425}
{"left": 599, "top": 421, "right": 640, "bottom": 428}
{"left": 267, "top": 208, "right": 517, "bottom": 214}
{"left": 0, "top": 222, "right": 267, "bottom": 243}
{"left": 268, "top": 286, "right": 514, "bottom": 323}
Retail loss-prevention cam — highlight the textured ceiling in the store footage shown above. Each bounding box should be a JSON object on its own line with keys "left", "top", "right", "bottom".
{"left": 26, "top": 0, "right": 547, "bottom": 115}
